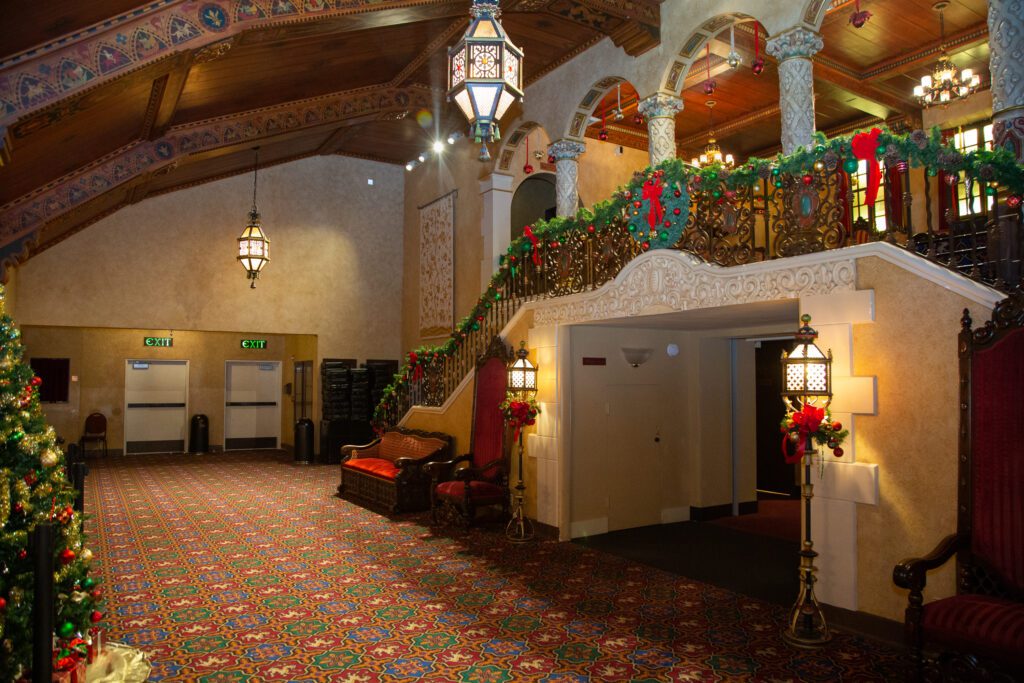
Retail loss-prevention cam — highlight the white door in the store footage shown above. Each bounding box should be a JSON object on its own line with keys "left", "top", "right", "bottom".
{"left": 124, "top": 360, "right": 189, "bottom": 454}
{"left": 225, "top": 361, "right": 282, "bottom": 450}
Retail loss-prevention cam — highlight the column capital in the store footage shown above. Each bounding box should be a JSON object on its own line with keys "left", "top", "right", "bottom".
{"left": 765, "top": 27, "right": 823, "bottom": 62}
{"left": 548, "top": 139, "right": 586, "bottom": 161}
{"left": 479, "top": 172, "right": 514, "bottom": 194}
{"left": 637, "top": 93, "right": 683, "bottom": 120}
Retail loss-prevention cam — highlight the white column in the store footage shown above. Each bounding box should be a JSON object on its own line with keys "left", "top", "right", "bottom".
{"left": 989, "top": 0, "right": 1024, "bottom": 161}
{"left": 479, "top": 173, "right": 514, "bottom": 291}
{"left": 765, "top": 27, "right": 823, "bottom": 155}
{"left": 548, "top": 139, "right": 586, "bottom": 218}
{"left": 638, "top": 93, "right": 683, "bottom": 168}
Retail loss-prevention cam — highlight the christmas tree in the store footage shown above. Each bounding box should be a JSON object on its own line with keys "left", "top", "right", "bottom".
{"left": 0, "top": 288, "right": 101, "bottom": 681}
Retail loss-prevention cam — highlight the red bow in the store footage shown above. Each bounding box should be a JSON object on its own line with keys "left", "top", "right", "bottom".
{"left": 505, "top": 400, "right": 537, "bottom": 441}
{"left": 523, "top": 226, "right": 541, "bottom": 266}
{"left": 851, "top": 128, "right": 882, "bottom": 206}
{"left": 782, "top": 404, "right": 826, "bottom": 463}
{"left": 642, "top": 180, "right": 665, "bottom": 231}
{"left": 408, "top": 352, "right": 422, "bottom": 381}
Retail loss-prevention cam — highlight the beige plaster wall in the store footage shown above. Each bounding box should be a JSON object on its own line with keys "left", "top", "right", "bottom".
{"left": 10, "top": 155, "right": 404, "bottom": 446}
{"left": 21, "top": 325, "right": 315, "bottom": 451}
{"left": 853, "top": 256, "right": 994, "bottom": 621}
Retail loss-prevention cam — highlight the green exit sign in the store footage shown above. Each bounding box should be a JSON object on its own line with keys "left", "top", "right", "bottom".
{"left": 241, "top": 339, "right": 267, "bottom": 349}
{"left": 144, "top": 336, "right": 173, "bottom": 347}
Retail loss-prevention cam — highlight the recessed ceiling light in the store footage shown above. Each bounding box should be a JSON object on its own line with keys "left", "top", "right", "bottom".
{"left": 432, "top": 140, "right": 445, "bottom": 154}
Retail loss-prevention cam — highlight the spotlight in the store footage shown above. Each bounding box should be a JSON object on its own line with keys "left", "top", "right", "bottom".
{"left": 418, "top": 154, "right": 426, "bottom": 163}
{"left": 405, "top": 162, "right": 415, "bottom": 172}
{"left": 447, "top": 134, "right": 456, "bottom": 144}
{"left": 432, "top": 140, "right": 445, "bottom": 154}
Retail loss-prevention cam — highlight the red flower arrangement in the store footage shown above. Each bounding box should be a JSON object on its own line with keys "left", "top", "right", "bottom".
{"left": 501, "top": 398, "right": 540, "bottom": 441}
{"left": 780, "top": 404, "right": 849, "bottom": 463}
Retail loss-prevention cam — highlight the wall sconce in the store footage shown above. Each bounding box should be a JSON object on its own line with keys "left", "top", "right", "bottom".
{"left": 621, "top": 347, "right": 652, "bottom": 368}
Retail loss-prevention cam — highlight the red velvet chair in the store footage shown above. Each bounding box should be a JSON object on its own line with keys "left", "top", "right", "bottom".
{"left": 426, "top": 337, "right": 512, "bottom": 526}
{"left": 893, "top": 296, "right": 1024, "bottom": 681}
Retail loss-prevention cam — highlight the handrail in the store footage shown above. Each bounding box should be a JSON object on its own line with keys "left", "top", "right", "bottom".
{"left": 373, "top": 127, "right": 1024, "bottom": 431}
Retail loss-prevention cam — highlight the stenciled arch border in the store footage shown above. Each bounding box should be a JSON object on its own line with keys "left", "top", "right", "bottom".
{"left": 496, "top": 121, "right": 547, "bottom": 172}
{"left": 660, "top": 12, "right": 757, "bottom": 97}
{"left": 565, "top": 75, "right": 635, "bottom": 142}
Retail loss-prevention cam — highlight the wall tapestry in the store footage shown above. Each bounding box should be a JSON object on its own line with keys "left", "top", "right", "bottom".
{"left": 419, "top": 191, "right": 456, "bottom": 339}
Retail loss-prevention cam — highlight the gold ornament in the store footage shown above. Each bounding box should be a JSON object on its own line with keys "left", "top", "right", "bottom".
{"left": 40, "top": 449, "right": 59, "bottom": 468}
{"left": 80, "top": 548, "right": 93, "bottom": 563}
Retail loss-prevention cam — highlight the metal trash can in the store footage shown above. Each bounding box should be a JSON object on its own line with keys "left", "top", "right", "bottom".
{"left": 189, "top": 414, "right": 209, "bottom": 454}
{"left": 294, "top": 418, "right": 314, "bottom": 464}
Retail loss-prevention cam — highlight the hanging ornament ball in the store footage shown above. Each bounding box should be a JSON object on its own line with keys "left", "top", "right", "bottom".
{"left": 724, "top": 190, "right": 736, "bottom": 200}
{"left": 17, "top": 550, "right": 26, "bottom": 560}
{"left": 12, "top": 503, "right": 23, "bottom": 515}
{"left": 832, "top": 421, "right": 843, "bottom": 431}
{"left": 751, "top": 57, "right": 765, "bottom": 75}
{"left": 90, "top": 588, "right": 102, "bottom": 600}
{"left": 843, "top": 159, "right": 859, "bottom": 174}
{"left": 673, "top": 207, "right": 681, "bottom": 215}
{"left": 814, "top": 145, "right": 826, "bottom": 155}
{"left": 771, "top": 167, "right": 781, "bottom": 177}
{"left": 522, "top": 163, "right": 534, "bottom": 175}
{"left": 60, "top": 548, "right": 76, "bottom": 565}
{"left": 587, "top": 224, "right": 595, "bottom": 233}
{"left": 0, "top": 598, "right": 5, "bottom": 611}
{"left": 945, "top": 173, "right": 958, "bottom": 186}
{"left": 774, "top": 180, "right": 783, "bottom": 188}
{"left": 833, "top": 446, "right": 844, "bottom": 458}
{"left": 673, "top": 189, "right": 681, "bottom": 198}
{"left": 633, "top": 200, "right": 642, "bottom": 209}
{"left": 59, "top": 622, "right": 75, "bottom": 638}
{"left": 641, "top": 241, "right": 650, "bottom": 250}
{"left": 471, "top": 322, "right": 480, "bottom": 331}
{"left": 813, "top": 160, "right": 825, "bottom": 172}
{"left": 598, "top": 129, "right": 609, "bottom": 141}
{"left": 23, "top": 472, "right": 36, "bottom": 486}
{"left": 624, "top": 191, "right": 632, "bottom": 200}
{"left": 827, "top": 440, "right": 838, "bottom": 449}
{"left": 30, "top": 376, "right": 42, "bottom": 387}
{"left": 41, "top": 449, "right": 59, "bottom": 469}
{"left": 659, "top": 231, "right": 669, "bottom": 241}
{"left": 90, "top": 611, "right": 104, "bottom": 623}
{"left": 711, "top": 189, "right": 722, "bottom": 199}
{"left": 875, "top": 144, "right": 886, "bottom": 156}
{"left": 1008, "top": 195, "right": 1022, "bottom": 208}
{"left": 547, "top": 154, "right": 556, "bottom": 164}
{"left": 801, "top": 174, "right": 814, "bottom": 186}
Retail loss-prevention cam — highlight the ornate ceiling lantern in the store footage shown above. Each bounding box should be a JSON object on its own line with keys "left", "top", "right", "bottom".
{"left": 690, "top": 101, "right": 734, "bottom": 169}
{"left": 237, "top": 147, "right": 270, "bottom": 289}
{"left": 913, "top": 2, "right": 980, "bottom": 107}
{"left": 448, "top": 0, "right": 524, "bottom": 161}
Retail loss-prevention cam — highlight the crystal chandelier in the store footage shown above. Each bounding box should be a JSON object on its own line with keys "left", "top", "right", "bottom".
{"left": 691, "top": 101, "right": 734, "bottom": 168}
{"left": 913, "top": 2, "right": 980, "bottom": 107}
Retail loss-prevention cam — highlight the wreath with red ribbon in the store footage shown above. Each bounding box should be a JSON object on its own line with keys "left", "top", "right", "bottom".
{"left": 780, "top": 404, "right": 849, "bottom": 463}
{"left": 624, "top": 170, "right": 690, "bottom": 250}
{"left": 500, "top": 398, "right": 540, "bottom": 441}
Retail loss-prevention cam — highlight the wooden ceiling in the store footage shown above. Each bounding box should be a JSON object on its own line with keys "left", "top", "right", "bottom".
{"left": 586, "top": 0, "right": 991, "bottom": 161}
{"left": 0, "top": 0, "right": 996, "bottom": 267}
{"left": 0, "top": 0, "right": 660, "bottom": 261}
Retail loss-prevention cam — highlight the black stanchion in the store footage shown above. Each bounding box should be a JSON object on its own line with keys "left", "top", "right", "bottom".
{"left": 71, "top": 461, "right": 86, "bottom": 514}
{"left": 30, "top": 522, "right": 54, "bottom": 683}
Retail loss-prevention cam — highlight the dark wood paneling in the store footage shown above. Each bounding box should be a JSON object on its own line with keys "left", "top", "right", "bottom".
{"left": 0, "top": 0, "right": 149, "bottom": 58}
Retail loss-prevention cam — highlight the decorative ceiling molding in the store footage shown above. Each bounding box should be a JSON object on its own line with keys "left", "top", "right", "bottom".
{"left": 0, "top": 0, "right": 465, "bottom": 127}
{"left": 0, "top": 84, "right": 432, "bottom": 249}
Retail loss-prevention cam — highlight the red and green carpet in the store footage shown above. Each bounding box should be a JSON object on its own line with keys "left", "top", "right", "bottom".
{"left": 86, "top": 452, "right": 905, "bottom": 682}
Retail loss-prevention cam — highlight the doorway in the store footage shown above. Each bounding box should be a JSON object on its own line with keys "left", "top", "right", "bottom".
{"left": 124, "top": 359, "right": 189, "bottom": 454}
{"left": 754, "top": 339, "right": 798, "bottom": 498}
{"left": 225, "top": 360, "right": 282, "bottom": 450}
{"left": 293, "top": 360, "right": 313, "bottom": 420}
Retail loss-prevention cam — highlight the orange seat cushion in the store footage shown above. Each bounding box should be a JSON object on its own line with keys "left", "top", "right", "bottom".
{"left": 922, "top": 594, "right": 1024, "bottom": 667}
{"left": 435, "top": 480, "right": 505, "bottom": 503}
{"left": 343, "top": 457, "right": 398, "bottom": 481}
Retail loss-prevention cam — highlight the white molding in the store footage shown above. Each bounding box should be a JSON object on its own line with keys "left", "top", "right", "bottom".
{"left": 570, "top": 517, "right": 609, "bottom": 538}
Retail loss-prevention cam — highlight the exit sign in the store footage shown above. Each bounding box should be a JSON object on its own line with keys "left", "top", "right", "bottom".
{"left": 144, "top": 336, "right": 173, "bottom": 347}
{"left": 241, "top": 339, "right": 267, "bottom": 349}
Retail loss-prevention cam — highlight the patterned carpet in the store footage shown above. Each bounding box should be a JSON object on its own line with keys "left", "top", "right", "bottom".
{"left": 86, "top": 452, "right": 907, "bottom": 682}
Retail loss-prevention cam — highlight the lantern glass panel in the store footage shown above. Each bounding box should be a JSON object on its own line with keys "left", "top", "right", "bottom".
{"left": 469, "top": 44, "right": 500, "bottom": 79}
{"left": 451, "top": 48, "right": 466, "bottom": 88}
{"left": 469, "top": 83, "right": 500, "bottom": 118}
{"left": 472, "top": 18, "right": 499, "bottom": 38}
{"left": 453, "top": 89, "right": 474, "bottom": 121}
{"left": 495, "top": 89, "right": 515, "bottom": 119}
{"left": 503, "top": 50, "right": 519, "bottom": 88}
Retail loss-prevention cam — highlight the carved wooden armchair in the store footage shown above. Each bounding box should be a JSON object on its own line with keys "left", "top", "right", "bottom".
{"left": 425, "top": 337, "right": 512, "bottom": 526}
{"left": 893, "top": 296, "right": 1024, "bottom": 681}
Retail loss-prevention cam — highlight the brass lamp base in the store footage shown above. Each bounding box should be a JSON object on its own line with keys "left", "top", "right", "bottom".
{"left": 782, "top": 453, "right": 831, "bottom": 648}
{"left": 505, "top": 481, "right": 534, "bottom": 542}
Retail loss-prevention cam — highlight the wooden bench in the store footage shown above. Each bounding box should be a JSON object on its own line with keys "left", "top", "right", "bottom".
{"left": 337, "top": 428, "right": 451, "bottom": 513}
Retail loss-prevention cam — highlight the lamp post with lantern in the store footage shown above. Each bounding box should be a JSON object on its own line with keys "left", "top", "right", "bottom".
{"left": 505, "top": 342, "right": 537, "bottom": 542}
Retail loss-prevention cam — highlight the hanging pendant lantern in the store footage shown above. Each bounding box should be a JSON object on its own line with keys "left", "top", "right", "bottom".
{"left": 448, "top": 0, "right": 524, "bottom": 161}
{"left": 237, "top": 147, "right": 270, "bottom": 289}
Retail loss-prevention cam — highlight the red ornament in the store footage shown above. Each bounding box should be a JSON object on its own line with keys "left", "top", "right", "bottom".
{"left": 673, "top": 189, "right": 681, "bottom": 198}
{"left": 522, "top": 163, "right": 534, "bottom": 174}
{"left": 598, "top": 128, "right": 608, "bottom": 141}
{"left": 90, "top": 611, "right": 103, "bottom": 623}
{"left": 60, "top": 548, "right": 76, "bottom": 565}
{"left": 1008, "top": 195, "right": 1022, "bottom": 209}
{"left": 587, "top": 224, "right": 595, "bottom": 233}
{"left": 849, "top": 0, "right": 871, "bottom": 27}
{"left": 802, "top": 174, "right": 814, "bottom": 186}
{"left": 624, "top": 191, "right": 632, "bottom": 200}
{"left": 752, "top": 22, "right": 764, "bottom": 75}
{"left": 663, "top": 220, "right": 672, "bottom": 228}
{"left": 633, "top": 112, "right": 643, "bottom": 125}
{"left": 633, "top": 200, "right": 642, "bottom": 209}
{"left": 547, "top": 154, "right": 556, "bottom": 164}
{"left": 641, "top": 241, "right": 650, "bottom": 250}
{"left": 832, "top": 421, "right": 843, "bottom": 431}
{"left": 0, "top": 597, "right": 6, "bottom": 611}
{"left": 23, "top": 472, "right": 36, "bottom": 486}
{"left": 30, "top": 376, "right": 42, "bottom": 386}
{"left": 90, "top": 587, "right": 102, "bottom": 600}
{"left": 673, "top": 208, "right": 681, "bottom": 215}
{"left": 833, "top": 447, "right": 844, "bottom": 458}
{"left": 17, "top": 550, "right": 26, "bottom": 560}
{"left": 13, "top": 502, "right": 23, "bottom": 515}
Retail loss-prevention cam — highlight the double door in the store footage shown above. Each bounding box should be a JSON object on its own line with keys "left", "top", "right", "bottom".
{"left": 225, "top": 360, "right": 281, "bottom": 450}
{"left": 124, "top": 360, "right": 188, "bottom": 454}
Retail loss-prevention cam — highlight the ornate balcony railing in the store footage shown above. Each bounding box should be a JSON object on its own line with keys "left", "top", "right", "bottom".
{"left": 373, "top": 127, "right": 1024, "bottom": 430}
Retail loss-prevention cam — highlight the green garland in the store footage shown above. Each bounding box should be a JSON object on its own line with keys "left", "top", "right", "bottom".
{"left": 373, "top": 126, "right": 1024, "bottom": 429}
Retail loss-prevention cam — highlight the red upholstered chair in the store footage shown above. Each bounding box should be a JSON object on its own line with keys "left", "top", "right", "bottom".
{"left": 80, "top": 412, "right": 107, "bottom": 458}
{"left": 893, "top": 297, "right": 1024, "bottom": 681}
{"left": 426, "top": 337, "right": 512, "bottom": 526}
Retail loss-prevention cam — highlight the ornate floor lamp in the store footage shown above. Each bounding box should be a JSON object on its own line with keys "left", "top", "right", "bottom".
{"left": 505, "top": 342, "right": 537, "bottom": 543}
{"left": 780, "top": 314, "right": 833, "bottom": 647}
